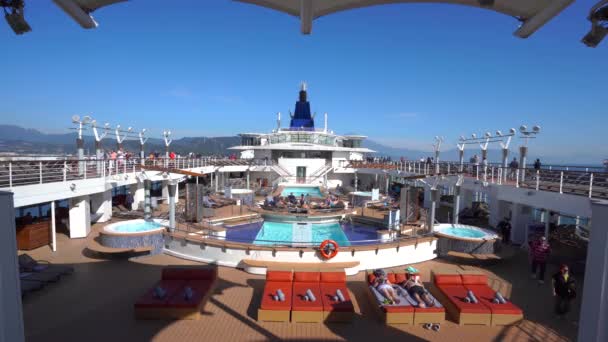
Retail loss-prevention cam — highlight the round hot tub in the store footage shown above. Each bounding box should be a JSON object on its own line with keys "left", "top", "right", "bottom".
{"left": 101, "top": 219, "right": 168, "bottom": 254}
{"left": 434, "top": 224, "right": 499, "bottom": 256}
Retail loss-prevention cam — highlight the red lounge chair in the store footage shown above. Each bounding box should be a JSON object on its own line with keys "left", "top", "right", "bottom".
{"left": 320, "top": 271, "right": 354, "bottom": 322}
{"left": 291, "top": 272, "right": 323, "bottom": 323}
{"left": 394, "top": 272, "right": 445, "bottom": 325}
{"left": 460, "top": 274, "right": 523, "bottom": 326}
{"left": 432, "top": 274, "right": 491, "bottom": 326}
{"left": 366, "top": 271, "right": 414, "bottom": 324}
{"left": 134, "top": 267, "right": 217, "bottom": 320}
{"left": 258, "top": 270, "right": 293, "bottom": 322}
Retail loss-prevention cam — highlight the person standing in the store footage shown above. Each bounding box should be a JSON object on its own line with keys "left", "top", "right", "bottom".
{"left": 498, "top": 217, "right": 512, "bottom": 244}
{"left": 529, "top": 235, "right": 551, "bottom": 284}
{"left": 534, "top": 158, "right": 542, "bottom": 171}
{"left": 509, "top": 157, "right": 519, "bottom": 179}
{"left": 552, "top": 264, "right": 576, "bottom": 319}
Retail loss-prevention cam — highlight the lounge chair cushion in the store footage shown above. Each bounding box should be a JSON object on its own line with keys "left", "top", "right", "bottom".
{"left": 434, "top": 274, "right": 463, "bottom": 285}
{"left": 294, "top": 272, "right": 320, "bottom": 283}
{"left": 266, "top": 270, "right": 293, "bottom": 282}
{"left": 320, "top": 283, "right": 354, "bottom": 312}
{"left": 166, "top": 280, "right": 214, "bottom": 308}
{"left": 20, "top": 271, "right": 60, "bottom": 283}
{"left": 438, "top": 285, "right": 491, "bottom": 314}
{"left": 292, "top": 283, "right": 323, "bottom": 311}
{"left": 465, "top": 285, "right": 522, "bottom": 315}
{"left": 260, "top": 281, "right": 292, "bottom": 310}
{"left": 135, "top": 280, "right": 186, "bottom": 308}
{"left": 320, "top": 272, "right": 346, "bottom": 284}
{"left": 162, "top": 268, "right": 217, "bottom": 281}
{"left": 460, "top": 274, "right": 488, "bottom": 286}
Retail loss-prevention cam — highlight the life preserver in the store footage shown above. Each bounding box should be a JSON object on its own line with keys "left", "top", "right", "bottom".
{"left": 320, "top": 240, "right": 339, "bottom": 259}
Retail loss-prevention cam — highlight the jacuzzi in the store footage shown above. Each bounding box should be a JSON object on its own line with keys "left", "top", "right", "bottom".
{"left": 101, "top": 219, "right": 168, "bottom": 255}
{"left": 434, "top": 224, "right": 499, "bottom": 256}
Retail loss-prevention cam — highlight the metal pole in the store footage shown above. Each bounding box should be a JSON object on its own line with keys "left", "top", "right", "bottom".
{"left": 9, "top": 162, "right": 12, "bottom": 188}
{"left": 544, "top": 210, "right": 550, "bottom": 239}
{"left": 39, "top": 161, "right": 42, "bottom": 184}
{"left": 168, "top": 183, "right": 176, "bottom": 232}
{"left": 559, "top": 172, "right": 564, "bottom": 194}
{"left": 429, "top": 189, "right": 438, "bottom": 232}
{"left": 453, "top": 185, "right": 460, "bottom": 224}
{"left": 144, "top": 179, "right": 152, "bottom": 220}
{"left": 519, "top": 146, "right": 528, "bottom": 182}
{"left": 536, "top": 170, "right": 540, "bottom": 191}
{"left": 589, "top": 173, "right": 594, "bottom": 198}
{"left": 51, "top": 201, "right": 57, "bottom": 252}
{"left": 502, "top": 148, "right": 509, "bottom": 182}
{"left": 77, "top": 136, "right": 84, "bottom": 176}
{"left": 354, "top": 172, "right": 358, "bottom": 192}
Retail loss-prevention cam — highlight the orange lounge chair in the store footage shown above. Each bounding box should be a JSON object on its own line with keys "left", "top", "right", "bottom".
{"left": 460, "top": 274, "right": 523, "bottom": 326}
{"left": 258, "top": 270, "right": 293, "bottom": 322}
{"left": 366, "top": 271, "right": 414, "bottom": 324}
{"left": 291, "top": 272, "right": 323, "bottom": 323}
{"left": 134, "top": 267, "right": 217, "bottom": 320}
{"left": 432, "top": 274, "right": 491, "bottom": 326}
{"left": 393, "top": 272, "right": 445, "bottom": 325}
{"left": 320, "top": 271, "right": 354, "bottom": 322}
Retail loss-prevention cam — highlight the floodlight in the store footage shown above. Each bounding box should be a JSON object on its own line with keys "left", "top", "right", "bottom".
{"left": 582, "top": 3, "right": 608, "bottom": 48}
{"left": 127, "top": 127, "right": 132, "bottom": 132}
{"left": 460, "top": 135, "right": 465, "bottom": 141}
{"left": 519, "top": 125, "right": 527, "bottom": 132}
{"left": 484, "top": 132, "right": 491, "bottom": 138}
{"left": 4, "top": 4, "right": 31, "bottom": 35}
{"left": 533, "top": 125, "right": 541, "bottom": 133}
{"left": 435, "top": 136, "right": 439, "bottom": 140}
{"left": 116, "top": 125, "right": 121, "bottom": 129}
{"left": 496, "top": 130, "right": 502, "bottom": 136}
{"left": 82, "top": 115, "right": 91, "bottom": 124}
{"left": 509, "top": 128, "right": 517, "bottom": 134}
{"left": 471, "top": 133, "right": 477, "bottom": 139}
{"left": 91, "top": 119, "right": 97, "bottom": 126}
{"left": 142, "top": 128, "right": 146, "bottom": 133}
{"left": 72, "top": 115, "right": 80, "bottom": 123}
{"left": 104, "top": 123, "right": 110, "bottom": 128}
{"left": 168, "top": 131, "right": 171, "bottom": 135}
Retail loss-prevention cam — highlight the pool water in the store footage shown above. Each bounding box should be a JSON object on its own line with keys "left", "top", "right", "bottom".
{"left": 281, "top": 186, "right": 323, "bottom": 198}
{"left": 225, "top": 221, "right": 379, "bottom": 246}
{"left": 112, "top": 221, "right": 164, "bottom": 233}
{"left": 438, "top": 226, "right": 487, "bottom": 239}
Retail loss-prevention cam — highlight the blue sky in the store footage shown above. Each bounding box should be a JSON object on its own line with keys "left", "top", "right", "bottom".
{"left": 0, "top": 1, "right": 606, "bottom": 161}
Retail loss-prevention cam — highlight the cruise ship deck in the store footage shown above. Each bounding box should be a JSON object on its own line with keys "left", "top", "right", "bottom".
{"left": 21, "top": 221, "right": 579, "bottom": 342}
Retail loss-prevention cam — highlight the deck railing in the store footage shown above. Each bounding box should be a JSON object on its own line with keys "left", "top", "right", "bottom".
{"left": 347, "top": 160, "right": 608, "bottom": 199}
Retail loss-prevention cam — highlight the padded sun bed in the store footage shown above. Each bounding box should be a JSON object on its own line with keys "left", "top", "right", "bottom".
{"left": 258, "top": 270, "right": 293, "bottom": 322}
{"left": 366, "top": 272, "right": 414, "bottom": 324}
{"left": 20, "top": 271, "right": 60, "bottom": 283}
{"left": 392, "top": 272, "right": 446, "bottom": 325}
{"left": 460, "top": 274, "right": 523, "bottom": 326}
{"left": 18, "top": 254, "right": 75, "bottom": 276}
{"left": 319, "top": 272, "right": 355, "bottom": 322}
{"left": 20, "top": 279, "right": 44, "bottom": 296}
{"left": 291, "top": 272, "right": 323, "bottom": 323}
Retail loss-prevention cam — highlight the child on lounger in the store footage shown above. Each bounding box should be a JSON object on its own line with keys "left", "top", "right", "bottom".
{"left": 372, "top": 269, "right": 401, "bottom": 304}
{"left": 402, "top": 276, "right": 435, "bottom": 308}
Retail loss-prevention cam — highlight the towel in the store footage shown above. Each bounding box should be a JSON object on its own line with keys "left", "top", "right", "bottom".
{"left": 277, "top": 289, "right": 286, "bottom": 302}
{"left": 466, "top": 290, "right": 478, "bottom": 304}
{"left": 183, "top": 287, "right": 194, "bottom": 300}
{"left": 463, "top": 297, "right": 471, "bottom": 303}
{"left": 405, "top": 266, "right": 419, "bottom": 274}
{"left": 495, "top": 292, "right": 507, "bottom": 304}
{"left": 154, "top": 286, "right": 166, "bottom": 299}
{"left": 336, "top": 289, "right": 346, "bottom": 302}
{"left": 273, "top": 295, "right": 279, "bottom": 301}
{"left": 306, "top": 289, "right": 316, "bottom": 302}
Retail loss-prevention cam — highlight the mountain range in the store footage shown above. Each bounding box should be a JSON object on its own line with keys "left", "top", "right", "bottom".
{"left": 0, "top": 125, "right": 600, "bottom": 165}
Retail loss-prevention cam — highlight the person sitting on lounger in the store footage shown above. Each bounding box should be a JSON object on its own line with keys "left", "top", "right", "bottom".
{"left": 401, "top": 276, "right": 435, "bottom": 308}
{"left": 372, "top": 269, "right": 400, "bottom": 304}
{"left": 202, "top": 196, "right": 217, "bottom": 208}
{"left": 288, "top": 193, "right": 297, "bottom": 204}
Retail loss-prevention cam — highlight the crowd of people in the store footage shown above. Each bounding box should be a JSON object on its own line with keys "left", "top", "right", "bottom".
{"left": 263, "top": 192, "right": 345, "bottom": 211}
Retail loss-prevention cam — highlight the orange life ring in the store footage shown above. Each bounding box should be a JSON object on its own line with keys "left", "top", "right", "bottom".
{"left": 320, "top": 240, "right": 339, "bottom": 259}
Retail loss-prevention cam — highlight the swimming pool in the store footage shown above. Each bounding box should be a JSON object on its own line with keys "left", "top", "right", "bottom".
{"left": 225, "top": 221, "right": 379, "bottom": 246}
{"left": 281, "top": 186, "right": 323, "bottom": 198}
{"left": 104, "top": 219, "right": 166, "bottom": 234}
{"left": 434, "top": 224, "right": 498, "bottom": 240}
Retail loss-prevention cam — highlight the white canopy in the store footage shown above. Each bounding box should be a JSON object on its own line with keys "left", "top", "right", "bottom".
{"left": 236, "top": 0, "right": 574, "bottom": 37}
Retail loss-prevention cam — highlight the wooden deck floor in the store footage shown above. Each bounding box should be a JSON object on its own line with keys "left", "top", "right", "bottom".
{"left": 20, "top": 223, "right": 580, "bottom": 342}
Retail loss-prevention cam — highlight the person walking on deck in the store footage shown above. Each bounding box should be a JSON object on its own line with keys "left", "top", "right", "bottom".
{"left": 552, "top": 264, "right": 576, "bottom": 319}
{"left": 529, "top": 235, "right": 551, "bottom": 284}
{"left": 509, "top": 158, "right": 519, "bottom": 180}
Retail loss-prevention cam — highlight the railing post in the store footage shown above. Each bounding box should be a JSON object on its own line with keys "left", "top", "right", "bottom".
{"left": 559, "top": 171, "right": 563, "bottom": 194}
{"left": 535, "top": 170, "right": 539, "bottom": 191}
{"left": 84, "top": 160, "right": 87, "bottom": 180}
{"left": 9, "top": 162, "right": 12, "bottom": 188}
{"left": 39, "top": 161, "right": 43, "bottom": 184}
{"left": 63, "top": 161, "right": 67, "bottom": 182}
{"left": 123, "top": 160, "right": 127, "bottom": 175}
{"left": 589, "top": 173, "right": 594, "bottom": 198}
{"left": 516, "top": 169, "right": 520, "bottom": 188}
{"left": 491, "top": 167, "right": 494, "bottom": 183}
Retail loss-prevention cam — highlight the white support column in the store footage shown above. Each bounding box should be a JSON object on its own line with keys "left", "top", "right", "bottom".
{"left": 428, "top": 189, "right": 439, "bottom": 231}
{"left": 168, "top": 183, "right": 177, "bottom": 232}
{"left": 0, "top": 192, "right": 25, "bottom": 342}
{"left": 90, "top": 190, "right": 112, "bottom": 223}
{"left": 162, "top": 180, "right": 169, "bottom": 202}
{"left": 131, "top": 182, "right": 144, "bottom": 211}
{"left": 246, "top": 170, "right": 250, "bottom": 190}
{"left": 215, "top": 171, "right": 219, "bottom": 192}
{"left": 578, "top": 200, "right": 608, "bottom": 342}
{"left": 453, "top": 185, "right": 461, "bottom": 224}
{"left": 51, "top": 201, "right": 57, "bottom": 252}
{"left": 68, "top": 195, "right": 91, "bottom": 238}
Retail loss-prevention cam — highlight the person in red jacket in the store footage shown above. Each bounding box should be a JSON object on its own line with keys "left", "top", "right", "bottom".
{"left": 529, "top": 235, "right": 551, "bottom": 284}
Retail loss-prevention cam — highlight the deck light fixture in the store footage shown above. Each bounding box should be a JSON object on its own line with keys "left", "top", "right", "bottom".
{"left": 517, "top": 124, "right": 541, "bottom": 181}
{"left": 582, "top": 0, "right": 608, "bottom": 47}
{"left": 2, "top": 0, "right": 31, "bottom": 34}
